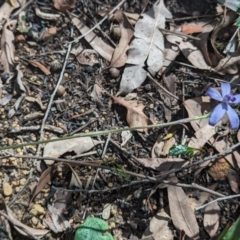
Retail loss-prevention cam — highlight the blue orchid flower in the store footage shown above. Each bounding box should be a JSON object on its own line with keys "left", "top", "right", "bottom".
{"left": 206, "top": 82, "right": 240, "bottom": 130}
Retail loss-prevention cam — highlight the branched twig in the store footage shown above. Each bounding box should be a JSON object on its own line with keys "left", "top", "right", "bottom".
{"left": 67, "top": 0, "right": 126, "bottom": 44}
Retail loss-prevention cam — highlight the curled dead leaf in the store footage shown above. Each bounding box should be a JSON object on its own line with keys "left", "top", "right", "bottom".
{"left": 109, "top": 10, "right": 134, "bottom": 68}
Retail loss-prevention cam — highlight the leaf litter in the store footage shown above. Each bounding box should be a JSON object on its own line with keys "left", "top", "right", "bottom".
{"left": 1, "top": 0, "right": 240, "bottom": 239}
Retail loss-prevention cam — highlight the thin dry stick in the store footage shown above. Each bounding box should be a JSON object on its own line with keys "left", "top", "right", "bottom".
{"left": 36, "top": 32, "right": 73, "bottom": 156}
{"left": 8, "top": 140, "right": 240, "bottom": 186}
{"left": 147, "top": 73, "right": 179, "bottom": 100}
{"left": 196, "top": 194, "right": 240, "bottom": 211}
{"left": 0, "top": 210, "right": 40, "bottom": 240}
{"left": 166, "top": 14, "right": 221, "bottom": 22}
{"left": 158, "top": 27, "right": 201, "bottom": 41}
{"left": 67, "top": 0, "right": 126, "bottom": 44}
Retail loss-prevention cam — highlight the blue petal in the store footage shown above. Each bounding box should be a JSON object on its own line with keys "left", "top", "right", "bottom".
{"left": 221, "top": 82, "right": 231, "bottom": 97}
{"left": 232, "top": 94, "right": 240, "bottom": 104}
{"left": 206, "top": 87, "right": 223, "bottom": 102}
{"left": 209, "top": 103, "right": 226, "bottom": 126}
{"left": 226, "top": 105, "right": 239, "bottom": 130}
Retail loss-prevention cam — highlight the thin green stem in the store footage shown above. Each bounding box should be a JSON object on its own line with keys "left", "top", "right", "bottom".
{"left": 0, "top": 113, "right": 210, "bottom": 151}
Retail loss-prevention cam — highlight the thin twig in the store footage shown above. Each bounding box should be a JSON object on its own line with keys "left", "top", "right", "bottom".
{"left": 158, "top": 27, "right": 201, "bottom": 41}
{"left": 36, "top": 29, "right": 73, "bottom": 156}
{"left": 166, "top": 14, "right": 221, "bottom": 22}
{"left": 101, "top": 133, "right": 111, "bottom": 158}
{"left": 196, "top": 193, "right": 240, "bottom": 211}
{"left": 67, "top": 0, "right": 126, "bottom": 44}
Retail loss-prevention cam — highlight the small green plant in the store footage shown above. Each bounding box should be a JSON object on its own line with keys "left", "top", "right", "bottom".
{"left": 74, "top": 217, "right": 114, "bottom": 240}
{"left": 169, "top": 144, "right": 204, "bottom": 157}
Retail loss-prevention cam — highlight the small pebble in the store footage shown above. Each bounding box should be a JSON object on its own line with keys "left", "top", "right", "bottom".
{"left": 15, "top": 186, "right": 20, "bottom": 193}
{"left": 64, "top": 72, "right": 69, "bottom": 78}
{"left": 109, "top": 222, "right": 116, "bottom": 229}
{"left": 30, "top": 209, "right": 38, "bottom": 216}
{"left": 109, "top": 68, "right": 120, "bottom": 78}
{"left": 14, "top": 56, "right": 19, "bottom": 62}
{"left": 31, "top": 216, "right": 39, "bottom": 226}
{"left": 19, "top": 178, "right": 26, "bottom": 186}
{"left": 33, "top": 204, "right": 45, "bottom": 215}
{"left": 22, "top": 170, "right": 30, "bottom": 175}
{"left": 3, "top": 183, "right": 13, "bottom": 196}
{"left": 37, "top": 222, "right": 45, "bottom": 229}
{"left": 56, "top": 85, "right": 65, "bottom": 97}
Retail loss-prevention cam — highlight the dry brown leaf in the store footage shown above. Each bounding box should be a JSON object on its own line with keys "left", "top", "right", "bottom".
{"left": 72, "top": 17, "right": 114, "bottom": 62}
{"left": 168, "top": 185, "right": 199, "bottom": 239}
{"left": 113, "top": 96, "right": 152, "bottom": 132}
{"left": 43, "top": 136, "right": 101, "bottom": 165}
{"left": 227, "top": 169, "right": 240, "bottom": 193}
{"left": 181, "top": 24, "right": 203, "bottom": 34}
{"left": 28, "top": 60, "right": 51, "bottom": 75}
{"left": 109, "top": 10, "right": 134, "bottom": 68}
{"left": 152, "top": 134, "right": 164, "bottom": 158}
{"left": 162, "top": 137, "right": 175, "bottom": 156}
{"left": 188, "top": 124, "right": 217, "bottom": 151}
{"left": 6, "top": 206, "right": 49, "bottom": 237}
{"left": 142, "top": 209, "right": 173, "bottom": 240}
{"left": 0, "top": 20, "right": 17, "bottom": 73}
{"left": 183, "top": 96, "right": 216, "bottom": 132}
{"left": 135, "top": 157, "right": 185, "bottom": 171}
{"left": 203, "top": 199, "right": 220, "bottom": 237}
{"left": 178, "top": 41, "right": 211, "bottom": 70}
{"left": 53, "top": 0, "right": 75, "bottom": 12}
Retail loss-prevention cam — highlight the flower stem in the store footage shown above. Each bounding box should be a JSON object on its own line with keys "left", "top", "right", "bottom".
{"left": 0, "top": 113, "right": 211, "bottom": 151}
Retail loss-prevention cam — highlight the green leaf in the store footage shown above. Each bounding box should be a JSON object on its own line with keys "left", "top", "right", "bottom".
{"left": 220, "top": 217, "right": 240, "bottom": 240}
{"left": 169, "top": 145, "right": 194, "bottom": 157}
{"left": 74, "top": 217, "right": 114, "bottom": 240}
